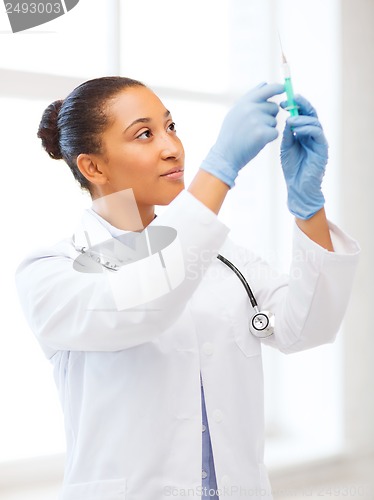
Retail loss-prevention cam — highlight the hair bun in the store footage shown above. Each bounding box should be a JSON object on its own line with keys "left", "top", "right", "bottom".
{"left": 37, "top": 100, "right": 63, "bottom": 160}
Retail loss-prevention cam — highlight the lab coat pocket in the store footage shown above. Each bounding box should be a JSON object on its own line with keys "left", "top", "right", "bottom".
{"left": 212, "top": 263, "right": 261, "bottom": 357}
{"left": 60, "top": 477, "right": 127, "bottom": 500}
{"left": 224, "top": 277, "right": 261, "bottom": 357}
{"left": 231, "top": 313, "right": 262, "bottom": 357}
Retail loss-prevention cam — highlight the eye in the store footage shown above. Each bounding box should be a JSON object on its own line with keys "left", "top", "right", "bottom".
{"left": 168, "top": 122, "right": 176, "bottom": 132}
{"left": 136, "top": 129, "right": 152, "bottom": 140}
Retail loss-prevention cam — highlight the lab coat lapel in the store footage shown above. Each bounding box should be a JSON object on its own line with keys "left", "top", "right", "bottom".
{"left": 73, "top": 209, "right": 115, "bottom": 251}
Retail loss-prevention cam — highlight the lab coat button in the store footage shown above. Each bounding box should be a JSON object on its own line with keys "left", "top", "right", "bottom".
{"left": 202, "top": 470, "right": 208, "bottom": 479}
{"left": 202, "top": 424, "right": 206, "bottom": 432}
{"left": 202, "top": 342, "right": 214, "bottom": 356}
{"left": 213, "top": 409, "right": 223, "bottom": 422}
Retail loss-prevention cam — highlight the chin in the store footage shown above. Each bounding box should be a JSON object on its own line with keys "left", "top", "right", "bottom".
{"left": 157, "top": 183, "right": 185, "bottom": 205}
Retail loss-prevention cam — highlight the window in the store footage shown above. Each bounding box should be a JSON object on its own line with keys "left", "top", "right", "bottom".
{"left": 0, "top": 0, "right": 343, "bottom": 470}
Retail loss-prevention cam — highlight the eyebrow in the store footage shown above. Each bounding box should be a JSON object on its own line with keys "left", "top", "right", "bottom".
{"left": 124, "top": 109, "right": 171, "bottom": 133}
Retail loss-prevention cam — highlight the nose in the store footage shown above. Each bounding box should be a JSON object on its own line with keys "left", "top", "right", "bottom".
{"left": 159, "top": 132, "right": 183, "bottom": 161}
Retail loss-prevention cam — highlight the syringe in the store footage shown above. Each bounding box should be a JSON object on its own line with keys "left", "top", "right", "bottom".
{"left": 278, "top": 36, "right": 299, "bottom": 116}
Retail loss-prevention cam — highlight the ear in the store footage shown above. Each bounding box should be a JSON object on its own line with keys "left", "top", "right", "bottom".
{"left": 76, "top": 154, "right": 108, "bottom": 186}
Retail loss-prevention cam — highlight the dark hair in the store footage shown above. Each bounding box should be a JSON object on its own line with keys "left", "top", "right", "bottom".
{"left": 37, "top": 76, "right": 145, "bottom": 192}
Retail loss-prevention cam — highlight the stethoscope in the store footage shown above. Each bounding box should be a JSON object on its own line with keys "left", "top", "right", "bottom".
{"left": 217, "top": 254, "right": 275, "bottom": 338}
{"left": 74, "top": 221, "right": 275, "bottom": 339}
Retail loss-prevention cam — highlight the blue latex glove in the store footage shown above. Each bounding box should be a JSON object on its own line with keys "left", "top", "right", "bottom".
{"left": 200, "top": 82, "right": 285, "bottom": 188}
{"left": 280, "top": 95, "right": 328, "bottom": 220}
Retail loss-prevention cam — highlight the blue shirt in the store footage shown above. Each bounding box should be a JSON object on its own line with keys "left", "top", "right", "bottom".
{"left": 201, "top": 375, "right": 219, "bottom": 499}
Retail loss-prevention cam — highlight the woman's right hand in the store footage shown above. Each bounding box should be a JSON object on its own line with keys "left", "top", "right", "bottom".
{"left": 200, "top": 82, "right": 285, "bottom": 188}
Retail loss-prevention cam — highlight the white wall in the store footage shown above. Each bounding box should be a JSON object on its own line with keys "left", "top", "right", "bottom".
{"left": 341, "top": 0, "right": 374, "bottom": 457}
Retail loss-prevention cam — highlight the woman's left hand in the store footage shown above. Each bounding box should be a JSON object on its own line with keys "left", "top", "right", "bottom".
{"left": 280, "top": 95, "right": 328, "bottom": 220}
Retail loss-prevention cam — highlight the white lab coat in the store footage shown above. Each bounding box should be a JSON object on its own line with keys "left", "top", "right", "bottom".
{"left": 15, "top": 190, "right": 360, "bottom": 500}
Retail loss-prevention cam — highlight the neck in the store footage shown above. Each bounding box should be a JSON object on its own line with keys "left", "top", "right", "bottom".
{"left": 91, "top": 189, "right": 154, "bottom": 231}
{"left": 137, "top": 205, "right": 156, "bottom": 228}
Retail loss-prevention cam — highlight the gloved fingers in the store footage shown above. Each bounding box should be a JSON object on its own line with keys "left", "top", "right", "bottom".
{"left": 280, "top": 95, "right": 319, "bottom": 118}
{"left": 245, "top": 113, "right": 279, "bottom": 141}
{"left": 293, "top": 95, "right": 319, "bottom": 117}
{"left": 260, "top": 113, "right": 278, "bottom": 128}
{"left": 265, "top": 126, "right": 280, "bottom": 143}
{"left": 280, "top": 100, "right": 300, "bottom": 114}
{"left": 291, "top": 126, "right": 328, "bottom": 152}
{"left": 281, "top": 120, "right": 295, "bottom": 149}
{"left": 257, "top": 101, "right": 280, "bottom": 117}
{"left": 281, "top": 120, "right": 327, "bottom": 150}
{"left": 287, "top": 115, "right": 323, "bottom": 132}
{"left": 249, "top": 82, "right": 285, "bottom": 103}
{"left": 287, "top": 116, "right": 328, "bottom": 146}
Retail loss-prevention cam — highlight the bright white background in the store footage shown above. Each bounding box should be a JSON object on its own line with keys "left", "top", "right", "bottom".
{"left": 1, "top": 0, "right": 372, "bottom": 497}
{"left": 0, "top": 0, "right": 340, "bottom": 463}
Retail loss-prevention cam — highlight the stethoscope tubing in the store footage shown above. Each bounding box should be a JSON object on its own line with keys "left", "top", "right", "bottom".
{"left": 216, "top": 254, "right": 258, "bottom": 309}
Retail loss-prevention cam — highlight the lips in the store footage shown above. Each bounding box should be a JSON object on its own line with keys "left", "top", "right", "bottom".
{"left": 160, "top": 167, "right": 184, "bottom": 177}
{"left": 160, "top": 168, "right": 184, "bottom": 181}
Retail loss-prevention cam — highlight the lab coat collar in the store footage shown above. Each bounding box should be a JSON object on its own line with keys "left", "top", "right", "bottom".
{"left": 72, "top": 209, "right": 123, "bottom": 252}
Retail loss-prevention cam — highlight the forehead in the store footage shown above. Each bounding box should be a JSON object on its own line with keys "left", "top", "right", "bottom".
{"left": 108, "top": 86, "right": 167, "bottom": 126}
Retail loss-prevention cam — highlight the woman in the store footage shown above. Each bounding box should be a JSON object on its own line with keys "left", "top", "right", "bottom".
{"left": 16, "top": 77, "right": 359, "bottom": 500}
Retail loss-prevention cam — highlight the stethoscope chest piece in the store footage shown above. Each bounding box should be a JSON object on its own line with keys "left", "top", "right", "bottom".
{"left": 250, "top": 310, "right": 275, "bottom": 338}
{"left": 217, "top": 254, "right": 275, "bottom": 339}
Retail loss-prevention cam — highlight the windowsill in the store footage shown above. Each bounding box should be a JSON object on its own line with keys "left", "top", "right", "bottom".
{"left": 268, "top": 451, "right": 374, "bottom": 500}
{"left": 265, "top": 435, "right": 346, "bottom": 471}
{"left": 0, "top": 454, "right": 64, "bottom": 490}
